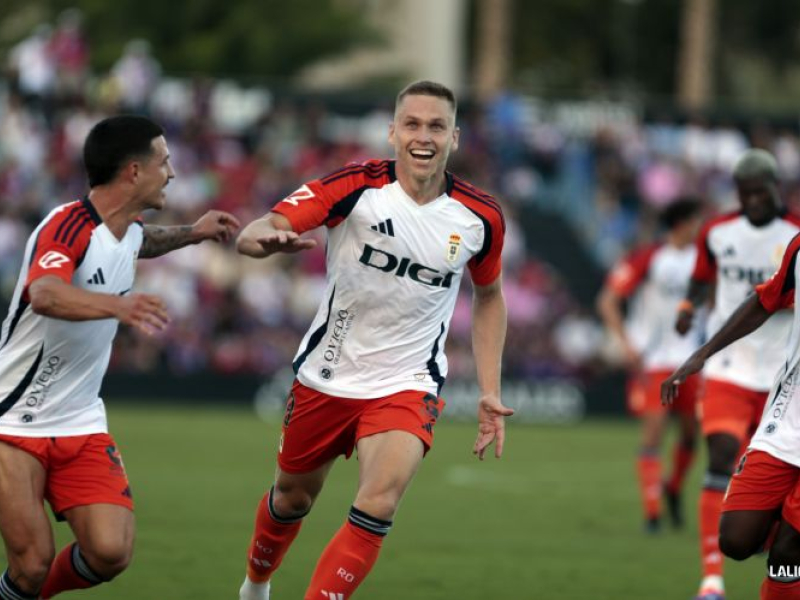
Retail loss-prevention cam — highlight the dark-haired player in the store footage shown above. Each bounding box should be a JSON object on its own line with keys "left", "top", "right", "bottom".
{"left": 673, "top": 149, "right": 800, "bottom": 600}
{"left": 237, "top": 81, "right": 511, "bottom": 600}
{"left": 597, "top": 197, "right": 704, "bottom": 533}
{"left": 0, "top": 115, "right": 239, "bottom": 600}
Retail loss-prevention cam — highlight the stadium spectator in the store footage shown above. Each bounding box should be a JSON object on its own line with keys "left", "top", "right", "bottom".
{"left": 236, "top": 80, "right": 512, "bottom": 600}
{"left": 597, "top": 198, "right": 704, "bottom": 533}
{"left": 49, "top": 9, "right": 89, "bottom": 103}
{"left": 110, "top": 39, "right": 161, "bottom": 114}
{"left": 0, "top": 115, "right": 239, "bottom": 600}
{"left": 673, "top": 150, "right": 800, "bottom": 600}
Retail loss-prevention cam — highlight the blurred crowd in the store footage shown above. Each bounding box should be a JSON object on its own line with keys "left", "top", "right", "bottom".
{"left": 6, "top": 17, "right": 800, "bottom": 384}
{"left": 0, "top": 15, "right": 589, "bottom": 382}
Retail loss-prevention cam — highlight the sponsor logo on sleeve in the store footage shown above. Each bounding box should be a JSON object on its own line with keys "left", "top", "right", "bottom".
{"left": 38, "top": 251, "right": 70, "bottom": 270}
{"left": 281, "top": 184, "right": 315, "bottom": 206}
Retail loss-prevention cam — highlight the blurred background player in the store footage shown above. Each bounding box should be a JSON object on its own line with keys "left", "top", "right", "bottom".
{"left": 597, "top": 197, "right": 704, "bottom": 533}
{"left": 674, "top": 149, "right": 800, "bottom": 600}
{"left": 0, "top": 115, "right": 238, "bottom": 600}
{"left": 663, "top": 231, "right": 800, "bottom": 600}
{"left": 236, "top": 80, "right": 511, "bottom": 600}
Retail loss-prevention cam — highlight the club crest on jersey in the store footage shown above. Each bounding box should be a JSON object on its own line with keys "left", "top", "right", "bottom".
{"left": 446, "top": 234, "right": 461, "bottom": 262}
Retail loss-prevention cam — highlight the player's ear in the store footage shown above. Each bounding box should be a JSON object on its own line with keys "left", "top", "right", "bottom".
{"left": 451, "top": 126, "right": 460, "bottom": 151}
{"left": 388, "top": 122, "right": 396, "bottom": 145}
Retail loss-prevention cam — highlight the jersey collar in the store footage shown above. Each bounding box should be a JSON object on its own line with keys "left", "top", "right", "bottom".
{"left": 81, "top": 196, "right": 103, "bottom": 225}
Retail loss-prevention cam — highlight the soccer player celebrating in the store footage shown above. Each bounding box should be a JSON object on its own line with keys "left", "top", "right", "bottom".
{"left": 673, "top": 149, "right": 800, "bottom": 600}
{"left": 0, "top": 115, "right": 239, "bottom": 600}
{"left": 597, "top": 198, "right": 704, "bottom": 533}
{"left": 664, "top": 231, "right": 800, "bottom": 600}
{"left": 236, "top": 80, "right": 511, "bottom": 600}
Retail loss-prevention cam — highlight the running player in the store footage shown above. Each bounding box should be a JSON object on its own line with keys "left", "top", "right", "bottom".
{"left": 236, "top": 81, "right": 511, "bottom": 600}
{"left": 674, "top": 149, "right": 800, "bottom": 600}
{"left": 597, "top": 198, "right": 704, "bottom": 533}
{"left": 663, "top": 231, "right": 800, "bottom": 600}
{"left": 0, "top": 115, "right": 239, "bottom": 600}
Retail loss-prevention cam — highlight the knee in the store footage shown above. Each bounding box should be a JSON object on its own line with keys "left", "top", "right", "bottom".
{"left": 81, "top": 539, "right": 133, "bottom": 581}
{"left": 354, "top": 491, "right": 399, "bottom": 522}
{"left": 272, "top": 485, "right": 315, "bottom": 518}
{"left": 719, "top": 529, "right": 758, "bottom": 561}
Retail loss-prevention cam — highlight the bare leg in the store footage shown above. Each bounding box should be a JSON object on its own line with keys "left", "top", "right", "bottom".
{"left": 0, "top": 441, "right": 54, "bottom": 595}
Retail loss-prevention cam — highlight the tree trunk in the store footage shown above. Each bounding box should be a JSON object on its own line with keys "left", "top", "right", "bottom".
{"left": 676, "top": 0, "right": 717, "bottom": 110}
{"left": 474, "top": 0, "right": 513, "bottom": 102}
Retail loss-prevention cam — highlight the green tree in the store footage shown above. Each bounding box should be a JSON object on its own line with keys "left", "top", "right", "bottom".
{"left": 2, "top": 0, "right": 377, "bottom": 78}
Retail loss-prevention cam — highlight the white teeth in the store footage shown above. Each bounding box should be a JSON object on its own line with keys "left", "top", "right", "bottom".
{"left": 410, "top": 150, "right": 434, "bottom": 158}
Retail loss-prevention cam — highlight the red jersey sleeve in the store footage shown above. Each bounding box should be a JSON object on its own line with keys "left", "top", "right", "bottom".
{"left": 606, "top": 244, "right": 658, "bottom": 298}
{"left": 25, "top": 203, "right": 94, "bottom": 289}
{"left": 756, "top": 232, "right": 800, "bottom": 313}
{"left": 449, "top": 177, "right": 505, "bottom": 286}
{"left": 271, "top": 160, "right": 393, "bottom": 234}
{"left": 692, "top": 218, "right": 717, "bottom": 283}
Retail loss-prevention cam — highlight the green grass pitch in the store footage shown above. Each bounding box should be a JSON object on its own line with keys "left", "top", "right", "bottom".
{"left": 3, "top": 403, "right": 765, "bottom": 599}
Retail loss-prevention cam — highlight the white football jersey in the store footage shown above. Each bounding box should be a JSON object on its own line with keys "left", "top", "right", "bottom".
{"left": 750, "top": 233, "right": 800, "bottom": 465}
{"left": 693, "top": 212, "right": 800, "bottom": 390}
{"left": 0, "top": 199, "right": 142, "bottom": 436}
{"left": 272, "top": 159, "right": 505, "bottom": 399}
{"left": 606, "top": 242, "right": 701, "bottom": 370}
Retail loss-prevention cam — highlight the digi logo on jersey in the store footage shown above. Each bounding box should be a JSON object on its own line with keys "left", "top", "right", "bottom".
{"left": 719, "top": 265, "right": 774, "bottom": 285}
{"left": 24, "top": 355, "right": 62, "bottom": 409}
{"left": 358, "top": 244, "right": 455, "bottom": 288}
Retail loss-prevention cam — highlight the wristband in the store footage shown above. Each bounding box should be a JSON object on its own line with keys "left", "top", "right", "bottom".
{"left": 677, "top": 300, "right": 695, "bottom": 315}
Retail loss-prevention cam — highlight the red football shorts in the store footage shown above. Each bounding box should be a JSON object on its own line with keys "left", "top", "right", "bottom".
{"left": 627, "top": 369, "right": 700, "bottom": 417}
{"left": 723, "top": 449, "right": 800, "bottom": 533}
{"left": 277, "top": 380, "right": 446, "bottom": 474}
{"left": 699, "top": 378, "right": 768, "bottom": 440}
{"left": 0, "top": 432, "right": 133, "bottom": 517}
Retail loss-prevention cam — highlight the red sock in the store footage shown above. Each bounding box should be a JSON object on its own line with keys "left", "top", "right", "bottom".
{"left": 699, "top": 486, "right": 726, "bottom": 579}
{"left": 304, "top": 508, "right": 390, "bottom": 600}
{"left": 41, "top": 543, "right": 103, "bottom": 599}
{"left": 245, "top": 488, "right": 305, "bottom": 583}
{"left": 638, "top": 453, "right": 662, "bottom": 519}
{"left": 666, "top": 443, "right": 695, "bottom": 494}
{"left": 761, "top": 578, "right": 800, "bottom": 599}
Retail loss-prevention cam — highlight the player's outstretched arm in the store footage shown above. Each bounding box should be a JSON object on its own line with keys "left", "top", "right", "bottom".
{"left": 236, "top": 213, "right": 317, "bottom": 259}
{"left": 662, "top": 293, "right": 770, "bottom": 404}
{"left": 675, "top": 279, "right": 712, "bottom": 335}
{"left": 29, "top": 276, "right": 169, "bottom": 335}
{"left": 471, "top": 276, "right": 514, "bottom": 460}
{"left": 139, "top": 210, "right": 241, "bottom": 259}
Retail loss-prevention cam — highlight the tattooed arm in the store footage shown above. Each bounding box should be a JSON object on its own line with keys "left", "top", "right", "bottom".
{"left": 139, "top": 210, "right": 241, "bottom": 259}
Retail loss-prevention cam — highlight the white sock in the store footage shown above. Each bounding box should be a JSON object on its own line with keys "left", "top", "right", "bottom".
{"left": 239, "top": 577, "right": 270, "bottom": 600}
{"left": 699, "top": 575, "right": 724, "bottom": 593}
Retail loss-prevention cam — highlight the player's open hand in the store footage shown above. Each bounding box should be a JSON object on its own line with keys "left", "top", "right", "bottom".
{"left": 256, "top": 230, "right": 317, "bottom": 255}
{"left": 661, "top": 352, "right": 705, "bottom": 405}
{"left": 117, "top": 293, "right": 170, "bottom": 336}
{"left": 192, "top": 210, "right": 241, "bottom": 244}
{"left": 473, "top": 395, "right": 515, "bottom": 460}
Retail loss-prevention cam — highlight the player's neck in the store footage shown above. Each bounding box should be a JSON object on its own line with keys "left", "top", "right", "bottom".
{"left": 666, "top": 231, "right": 692, "bottom": 249}
{"left": 395, "top": 167, "right": 447, "bottom": 205}
{"left": 87, "top": 188, "right": 140, "bottom": 240}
